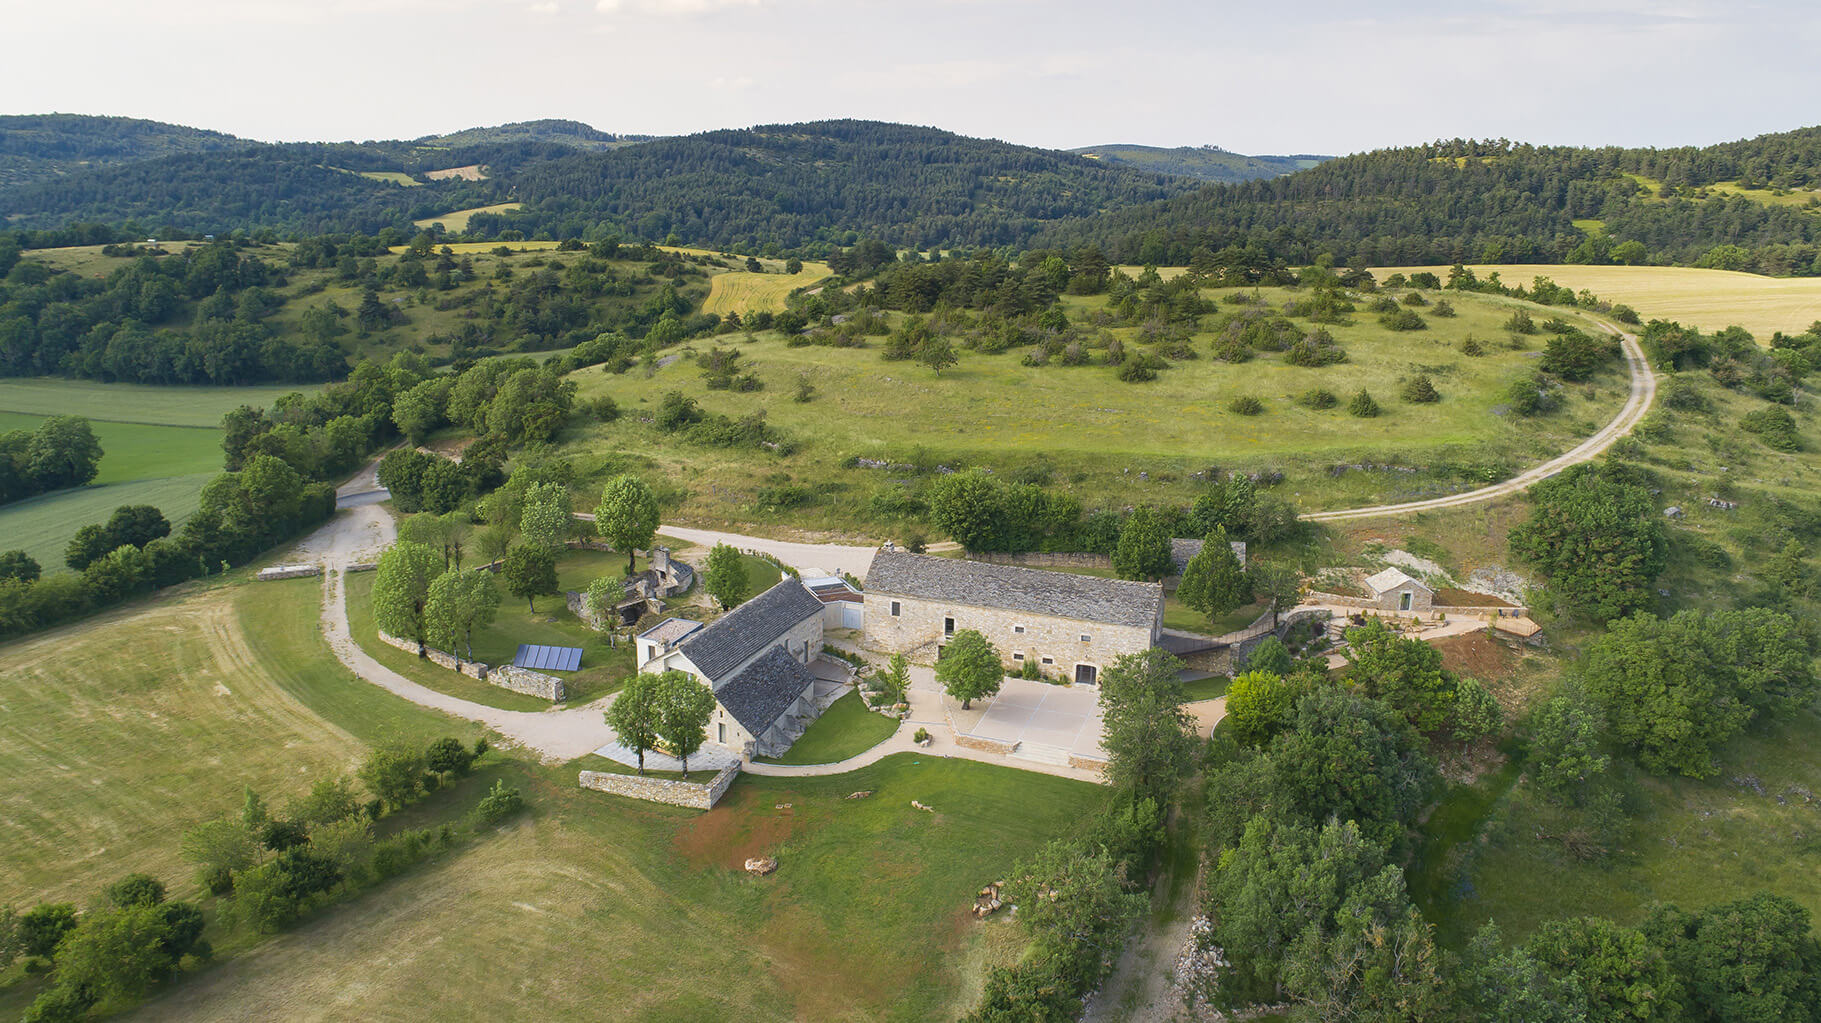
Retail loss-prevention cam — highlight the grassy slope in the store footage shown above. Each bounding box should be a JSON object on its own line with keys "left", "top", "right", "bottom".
{"left": 1373, "top": 264, "right": 1821, "bottom": 338}
{"left": 412, "top": 202, "right": 521, "bottom": 231}
{"left": 755, "top": 690, "right": 899, "bottom": 765}
{"left": 0, "top": 379, "right": 311, "bottom": 427}
{"left": 562, "top": 288, "right": 1628, "bottom": 528}
{"left": 0, "top": 472, "right": 216, "bottom": 571}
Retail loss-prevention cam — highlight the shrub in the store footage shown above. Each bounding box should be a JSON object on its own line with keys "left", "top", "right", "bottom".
{"left": 1541, "top": 330, "right": 1619, "bottom": 381}
{"left": 913, "top": 727, "right": 931, "bottom": 743}
{"left": 590, "top": 396, "right": 620, "bottom": 422}
{"left": 1348, "top": 389, "right": 1382, "bottom": 417}
{"left": 1505, "top": 374, "right": 1563, "bottom": 416}
{"left": 1228, "top": 395, "right": 1265, "bottom": 416}
{"left": 1369, "top": 296, "right": 1399, "bottom": 314}
{"left": 1661, "top": 378, "right": 1711, "bottom": 413}
{"left": 1298, "top": 388, "right": 1339, "bottom": 409}
{"left": 1401, "top": 290, "right": 1429, "bottom": 306}
{"left": 1504, "top": 309, "right": 1538, "bottom": 334}
{"left": 1117, "top": 358, "right": 1157, "bottom": 382}
{"left": 1283, "top": 329, "right": 1347, "bottom": 367}
{"left": 1431, "top": 299, "right": 1456, "bottom": 317}
{"left": 1460, "top": 336, "right": 1485, "bottom": 356}
{"left": 1611, "top": 304, "right": 1641, "bottom": 325}
{"left": 1021, "top": 657, "right": 1042, "bottom": 680}
{"left": 1401, "top": 375, "right": 1441, "bottom": 403}
{"left": 104, "top": 874, "right": 166, "bottom": 909}
{"left": 1379, "top": 309, "right": 1427, "bottom": 331}
{"left": 1740, "top": 406, "right": 1800, "bottom": 451}
{"left": 474, "top": 781, "right": 525, "bottom": 826}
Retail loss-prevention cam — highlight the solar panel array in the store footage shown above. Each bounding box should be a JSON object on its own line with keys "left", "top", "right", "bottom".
{"left": 512, "top": 644, "right": 583, "bottom": 672}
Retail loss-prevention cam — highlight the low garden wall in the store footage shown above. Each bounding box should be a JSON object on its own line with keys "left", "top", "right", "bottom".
{"left": 375, "top": 630, "right": 563, "bottom": 700}
{"left": 1306, "top": 592, "right": 1528, "bottom": 618}
{"left": 578, "top": 761, "right": 741, "bottom": 809}
{"left": 257, "top": 564, "right": 321, "bottom": 581}
{"left": 956, "top": 734, "right": 1017, "bottom": 756}
{"left": 1068, "top": 755, "right": 1108, "bottom": 773}
{"left": 967, "top": 551, "right": 1111, "bottom": 571}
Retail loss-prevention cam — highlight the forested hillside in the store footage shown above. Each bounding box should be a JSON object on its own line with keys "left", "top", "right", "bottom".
{"left": 1040, "top": 129, "right": 1821, "bottom": 275}
{"left": 0, "top": 114, "right": 246, "bottom": 189}
{"left": 1070, "top": 144, "right": 1326, "bottom": 183}
{"left": 412, "top": 119, "right": 653, "bottom": 151}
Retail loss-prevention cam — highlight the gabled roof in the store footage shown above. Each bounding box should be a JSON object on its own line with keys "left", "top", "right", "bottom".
{"left": 864, "top": 550, "right": 1162, "bottom": 630}
{"left": 1364, "top": 567, "right": 1432, "bottom": 595}
{"left": 638, "top": 617, "right": 702, "bottom": 646}
{"left": 679, "top": 577, "right": 824, "bottom": 682}
{"left": 1170, "top": 538, "right": 1247, "bottom": 574}
{"left": 714, "top": 646, "right": 816, "bottom": 734}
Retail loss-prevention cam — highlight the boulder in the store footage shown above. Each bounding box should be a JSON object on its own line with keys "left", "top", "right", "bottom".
{"left": 744, "top": 857, "right": 778, "bottom": 876}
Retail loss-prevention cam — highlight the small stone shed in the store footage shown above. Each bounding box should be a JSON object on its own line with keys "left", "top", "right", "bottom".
{"left": 1364, "top": 568, "right": 1434, "bottom": 614}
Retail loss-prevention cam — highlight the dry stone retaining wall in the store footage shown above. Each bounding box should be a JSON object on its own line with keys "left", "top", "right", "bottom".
{"left": 578, "top": 762, "right": 741, "bottom": 809}
{"left": 956, "top": 734, "right": 1017, "bottom": 755}
{"left": 375, "top": 630, "right": 564, "bottom": 700}
{"left": 968, "top": 551, "right": 1111, "bottom": 571}
{"left": 257, "top": 564, "right": 322, "bottom": 581}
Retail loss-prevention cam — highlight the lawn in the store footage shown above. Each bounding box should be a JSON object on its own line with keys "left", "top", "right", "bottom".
{"left": 1372, "top": 263, "right": 1821, "bottom": 339}
{"left": 562, "top": 287, "right": 1630, "bottom": 527}
{"left": 126, "top": 755, "right": 1100, "bottom": 1022}
{"left": 1180, "top": 675, "right": 1232, "bottom": 702}
{"left": 0, "top": 411, "right": 220, "bottom": 484}
{"left": 344, "top": 557, "right": 637, "bottom": 710}
{"left": 0, "top": 471, "right": 216, "bottom": 573}
{"left": 742, "top": 551, "right": 791, "bottom": 594}
{"left": 755, "top": 691, "right": 900, "bottom": 765}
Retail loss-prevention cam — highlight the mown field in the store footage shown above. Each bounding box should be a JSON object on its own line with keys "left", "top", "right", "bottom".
{"left": 701, "top": 264, "right": 833, "bottom": 316}
{"left": 0, "top": 559, "right": 1096, "bottom": 1020}
{"left": 562, "top": 287, "right": 1631, "bottom": 527}
{"left": 412, "top": 202, "right": 522, "bottom": 231}
{"left": 1375, "top": 263, "right": 1821, "bottom": 338}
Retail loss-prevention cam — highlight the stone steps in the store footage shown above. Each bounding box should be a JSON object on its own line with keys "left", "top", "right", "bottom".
{"left": 1011, "top": 741, "right": 1073, "bottom": 767}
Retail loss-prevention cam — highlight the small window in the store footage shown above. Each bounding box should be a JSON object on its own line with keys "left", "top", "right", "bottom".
{"left": 1041, "top": 656, "right": 1054, "bottom": 665}
{"left": 717, "top": 722, "right": 726, "bottom": 743}
{"left": 890, "top": 600, "right": 901, "bottom": 617}
{"left": 1080, "top": 634, "right": 1091, "bottom": 643}
{"left": 1013, "top": 625, "right": 1025, "bottom": 634}
{"left": 1012, "top": 652, "right": 1025, "bottom": 661}
{"left": 944, "top": 616, "right": 956, "bottom": 636}
{"left": 1399, "top": 592, "right": 1413, "bottom": 612}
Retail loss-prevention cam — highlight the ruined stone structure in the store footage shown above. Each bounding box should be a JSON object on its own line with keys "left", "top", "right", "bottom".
{"left": 861, "top": 548, "right": 1163, "bottom": 686}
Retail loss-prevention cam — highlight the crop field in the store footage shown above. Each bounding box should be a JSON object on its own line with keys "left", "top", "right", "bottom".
{"left": 701, "top": 264, "right": 833, "bottom": 315}
{"left": 384, "top": 238, "right": 560, "bottom": 255}
{"left": 1374, "top": 264, "right": 1821, "bottom": 338}
{"left": 0, "top": 580, "right": 376, "bottom": 907}
{"left": 0, "top": 378, "right": 309, "bottom": 426}
{"left": 130, "top": 754, "right": 1097, "bottom": 1022}
{"left": 412, "top": 201, "right": 521, "bottom": 231}
{"left": 563, "top": 287, "right": 1631, "bottom": 525}
{"left": 348, "top": 169, "right": 420, "bottom": 187}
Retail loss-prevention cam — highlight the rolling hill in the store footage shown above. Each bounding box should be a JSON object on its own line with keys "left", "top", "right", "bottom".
{"left": 1069, "top": 143, "right": 1327, "bottom": 183}
{"left": 0, "top": 113, "right": 247, "bottom": 189}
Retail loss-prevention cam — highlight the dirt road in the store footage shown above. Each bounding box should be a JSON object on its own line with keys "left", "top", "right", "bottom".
{"left": 1302, "top": 324, "right": 1655, "bottom": 522}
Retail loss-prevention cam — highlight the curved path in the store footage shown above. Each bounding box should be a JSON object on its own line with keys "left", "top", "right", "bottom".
{"left": 1302, "top": 323, "right": 1655, "bottom": 522}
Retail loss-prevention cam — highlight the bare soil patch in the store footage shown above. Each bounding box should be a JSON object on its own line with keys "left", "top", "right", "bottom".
{"left": 672, "top": 785, "right": 807, "bottom": 870}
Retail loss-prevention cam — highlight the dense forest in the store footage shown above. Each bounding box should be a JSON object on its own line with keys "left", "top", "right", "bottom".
{"left": 0, "top": 114, "right": 246, "bottom": 189}
{"left": 1068, "top": 144, "right": 1327, "bottom": 183}
{"left": 1039, "top": 130, "right": 1821, "bottom": 275}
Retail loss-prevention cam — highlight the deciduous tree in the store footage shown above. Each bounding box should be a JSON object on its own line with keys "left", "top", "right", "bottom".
{"left": 371, "top": 540, "right": 441, "bottom": 650}
{"left": 936, "top": 629, "right": 1003, "bottom": 709}
{"left": 606, "top": 672, "right": 663, "bottom": 774}
{"left": 502, "top": 544, "right": 558, "bottom": 613}
{"left": 656, "top": 670, "right": 717, "bottom": 778}
{"left": 595, "top": 473, "right": 659, "bottom": 574}
{"left": 704, "top": 542, "right": 749, "bottom": 610}
{"left": 424, "top": 569, "right": 500, "bottom": 661}
{"left": 1097, "top": 649, "right": 1196, "bottom": 806}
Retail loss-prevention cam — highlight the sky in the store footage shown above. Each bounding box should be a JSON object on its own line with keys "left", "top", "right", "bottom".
{"left": 5, "top": 0, "right": 1819, "bottom": 156}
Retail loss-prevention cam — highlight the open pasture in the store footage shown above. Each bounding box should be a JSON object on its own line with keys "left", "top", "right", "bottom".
{"left": 0, "top": 473, "right": 214, "bottom": 571}
{"left": 1375, "top": 264, "right": 1821, "bottom": 339}
{"left": 412, "top": 201, "right": 521, "bottom": 231}
{"left": 0, "top": 377, "right": 309, "bottom": 427}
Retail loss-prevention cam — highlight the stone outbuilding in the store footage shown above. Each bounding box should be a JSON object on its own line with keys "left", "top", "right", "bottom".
{"left": 1165, "top": 537, "right": 1247, "bottom": 591}
{"left": 635, "top": 578, "right": 830, "bottom": 758}
{"left": 861, "top": 548, "right": 1162, "bottom": 686}
{"left": 1364, "top": 567, "right": 1434, "bottom": 614}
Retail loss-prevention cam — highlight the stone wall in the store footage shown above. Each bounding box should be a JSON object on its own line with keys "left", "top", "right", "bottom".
{"left": 577, "top": 761, "right": 741, "bottom": 810}
{"left": 257, "top": 564, "right": 321, "bottom": 581}
{"left": 967, "top": 551, "right": 1112, "bottom": 571}
{"left": 377, "top": 629, "right": 421, "bottom": 655}
{"left": 956, "top": 734, "right": 1017, "bottom": 755}
{"left": 488, "top": 664, "right": 566, "bottom": 701}
{"left": 1068, "top": 755, "right": 1108, "bottom": 773}
{"left": 863, "top": 590, "right": 1155, "bottom": 683}
{"left": 346, "top": 562, "right": 378, "bottom": 574}
{"left": 566, "top": 589, "right": 610, "bottom": 631}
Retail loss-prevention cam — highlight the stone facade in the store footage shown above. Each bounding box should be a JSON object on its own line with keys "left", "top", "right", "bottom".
{"left": 864, "top": 591, "right": 1154, "bottom": 685}
{"left": 578, "top": 762, "right": 741, "bottom": 809}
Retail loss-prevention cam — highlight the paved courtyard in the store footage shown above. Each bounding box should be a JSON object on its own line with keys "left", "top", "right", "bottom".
{"left": 948, "top": 677, "right": 1106, "bottom": 758}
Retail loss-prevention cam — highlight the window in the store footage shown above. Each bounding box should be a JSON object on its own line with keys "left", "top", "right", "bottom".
{"left": 717, "top": 722, "right": 726, "bottom": 743}
{"left": 890, "top": 600, "right": 901, "bottom": 617}
{"left": 944, "top": 616, "right": 955, "bottom": 636}
{"left": 1080, "top": 634, "right": 1091, "bottom": 643}
{"left": 1399, "top": 592, "right": 1413, "bottom": 612}
{"left": 1013, "top": 625, "right": 1025, "bottom": 634}
{"left": 1012, "top": 652, "right": 1025, "bottom": 661}
{"left": 1041, "top": 656, "right": 1054, "bottom": 665}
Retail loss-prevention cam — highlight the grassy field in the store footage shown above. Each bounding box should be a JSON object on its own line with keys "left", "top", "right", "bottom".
{"left": 702, "top": 265, "right": 833, "bottom": 315}
{"left": 1373, "top": 264, "right": 1821, "bottom": 338}
{"left": 0, "top": 412, "right": 219, "bottom": 484}
{"left": 563, "top": 288, "right": 1629, "bottom": 527}
{"left": 755, "top": 691, "right": 899, "bottom": 765}
{"left": 344, "top": 550, "right": 641, "bottom": 708}
{"left": 348, "top": 169, "right": 420, "bottom": 187}
{"left": 129, "top": 753, "right": 1097, "bottom": 1022}
{"left": 0, "top": 378, "right": 310, "bottom": 426}
{"left": 0, "top": 472, "right": 216, "bottom": 571}
{"left": 412, "top": 202, "right": 521, "bottom": 231}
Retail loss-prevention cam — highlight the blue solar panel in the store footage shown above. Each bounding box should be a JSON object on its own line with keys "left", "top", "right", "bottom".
{"left": 513, "top": 644, "right": 583, "bottom": 672}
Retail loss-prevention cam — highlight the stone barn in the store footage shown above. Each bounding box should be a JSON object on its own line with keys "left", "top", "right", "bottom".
{"left": 1364, "top": 567, "right": 1434, "bottom": 614}
{"left": 861, "top": 548, "right": 1162, "bottom": 686}
{"left": 635, "top": 578, "right": 831, "bottom": 758}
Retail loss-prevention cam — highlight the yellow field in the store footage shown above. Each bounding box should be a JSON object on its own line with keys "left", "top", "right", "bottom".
{"left": 1373, "top": 264, "right": 1821, "bottom": 338}
{"left": 412, "top": 202, "right": 522, "bottom": 232}
{"left": 354, "top": 170, "right": 420, "bottom": 187}
{"left": 423, "top": 164, "right": 486, "bottom": 181}
{"left": 386, "top": 238, "right": 560, "bottom": 255}
{"left": 702, "top": 264, "right": 832, "bottom": 315}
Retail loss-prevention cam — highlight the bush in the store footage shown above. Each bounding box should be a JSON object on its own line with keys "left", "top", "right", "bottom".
{"left": 1368, "top": 296, "right": 1399, "bottom": 314}
{"left": 589, "top": 396, "right": 620, "bottom": 422}
{"left": 1283, "top": 329, "right": 1347, "bottom": 367}
{"left": 1378, "top": 308, "right": 1427, "bottom": 331}
{"left": 1611, "top": 304, "right": 1641, "bottom": 325}
{"left": 1505, "top": 309, "right": 1538, "bottom": 334}
{"left": 1347, "top": 389, "right": 1382, "bottom": 417}
{"left": 1431, "top": 299, "right": 1456, "bottom": 317}
{"left": 1660, "top": 378, "right": 1711, "bottom": 412}
{"left": 104, "top": 874, "right": 166, "bottom": 909}
{"left": 1298, "top": 388, "right": 1338, "bottom": 410}
{"left": 1228, "top": 395, "right": 1265, "bottom": 416}
{"left": 1401, "top": 290, "right": 1429, "bottom": 306}
{"left": 1505, "top": 374, "right": 1563, "bottom": 416}
{"left": 1740, "top": 406, "right": 1800, "bottom": 451}
{"left": 372, "top": 826, "right": 454, "bottom": 880}
{"left": 474, "top": 780, "right": 525, "bottom": 825}
{"left": 1460, "top": 336, "right": 1485, "bottom": 356}
{"left": 1401, "top": 375, "right": 1441, "bottom": 403}
{"left": 913, "top": 727, "right": 931, "bottom": 743}
{"left": 1117, "top": 358, "right": 1157, "bottom": 382}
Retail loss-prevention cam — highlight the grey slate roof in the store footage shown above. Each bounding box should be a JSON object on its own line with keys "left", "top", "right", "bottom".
{"left": 865, "top": 550, "right": 1162, "bottom": 630}
{"left": 638, "top": 617, "right": 702, "bottom": 647}
{"left": 1170, "top": 538, "right": 1247, "bottom": 574}
{"left": 714, "top": 646, "right": 815, "bottom": 733}
{"left": 679, "top": 577, "right": 824, "bottom": 682}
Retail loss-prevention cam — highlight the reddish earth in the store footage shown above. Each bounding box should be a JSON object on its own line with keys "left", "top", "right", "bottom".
{"left": 1431, "top": 631, "right": 1517, "bottom": 684}
{"left": 671, "top": 785, "right": 807, "bottom": 870}
{"left": 1434, "top": 586, "right": 1515, "bottom": 608}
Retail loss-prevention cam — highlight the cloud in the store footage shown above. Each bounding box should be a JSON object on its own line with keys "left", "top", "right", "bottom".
{"left": 595, "top": 0, "right": 761, "bottom": 14}
{"left": 529, "top": 1, "right": 559, "bottom": 11}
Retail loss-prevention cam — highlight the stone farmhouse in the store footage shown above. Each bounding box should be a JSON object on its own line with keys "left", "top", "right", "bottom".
{"left": 1364, "top": 567, "right": 1434, "bottom": 614}
{"left": 635, "top": 578, "right": 830, "bottom": 758}
{"left": 862, "top": 548, "right": 1163, "bottom": 685}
